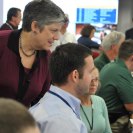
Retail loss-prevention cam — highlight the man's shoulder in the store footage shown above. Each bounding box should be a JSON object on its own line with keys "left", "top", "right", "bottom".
{"left": 94, "top": 54, "right": 102, "bottom": 63}
{"left": 100, "top": 61, "right": 124, "bottom": 78}
{"left": 0, "top": 23, "right": 11, "bottom": 30}
{"left": 0, "top": 30, "right": 12, "bottom": 51}
{"left": 91, "top": 95, "right": 105, "bottom": 102}
{"left": 94, "top": 54, "right": 108, "bottom": 70}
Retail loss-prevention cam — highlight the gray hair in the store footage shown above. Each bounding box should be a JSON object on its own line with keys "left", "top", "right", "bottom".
{"left": 102, "top": 31, "right": 125, "bottom": 51}
{"left": 22, "top": 0, "right": 65, "bottom": 31}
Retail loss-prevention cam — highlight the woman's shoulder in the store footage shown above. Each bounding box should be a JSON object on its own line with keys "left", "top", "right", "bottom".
{"left": 0, "top": 30, "right": 12, "bottom": 43}
{"left": 91, "top": 95, "right": 105, "bottom": 103}
{"left": 91, "top": 95, "right": 107, "bottom": 110}
{"left": 0, "top": 30, "right": 13, "bottom": 57}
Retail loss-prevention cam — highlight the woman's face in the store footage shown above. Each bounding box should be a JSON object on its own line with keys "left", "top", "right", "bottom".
{"left": 32, "top": 22, "right": 63, "bottom": 51}
{"left": 90, "top": 29, "right": 95, "bottom": 39}
{"left": 89, "top": 68, "right": 99, "bottom": 95}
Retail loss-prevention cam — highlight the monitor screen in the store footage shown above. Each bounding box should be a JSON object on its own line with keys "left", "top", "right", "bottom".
{"left": 76, "top": 0, "right": 119, "bottom": 24}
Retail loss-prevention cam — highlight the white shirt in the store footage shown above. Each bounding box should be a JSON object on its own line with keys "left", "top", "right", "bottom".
{"left": 50, "top": 31, "right": 77, "bottom": 52}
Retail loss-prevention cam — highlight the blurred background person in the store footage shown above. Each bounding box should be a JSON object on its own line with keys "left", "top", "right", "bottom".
{"left": 0, "top": 98, "right": 40, "bottom": 133}
{"left": 77, "top": 24, "right": 100, "bottom": 50}
{"left": 0, "top": 0, "right": 65, "bottom": 107}
{"left": 97, "top": 40, "right": 133, "bottom": 133}
{"left": 94, "top": 31, "right": 125, "bottom": 71}
{"left": 0, "top": 7, "right": 21, "bottom": 30}
{"left": 50, "top": 14, "right": 77, "bottom": 52}
{"left": 125, "top": 27, "right": 133, "bottom": 40}
{"left": 80, "top": 67, "right": 112, "bottom": 133}
{"left": 125, "top": 19, "right": 133, "bottom": 40}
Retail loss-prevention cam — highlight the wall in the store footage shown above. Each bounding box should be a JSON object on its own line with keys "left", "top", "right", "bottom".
{"left": 117, "top": 0, "right": 133, "bottom": 33}
{"left": 1, "top": 0, "right": 133, "bottom": 34}
{"left": 0, "top": 0, "right": 3, "bottom": 26}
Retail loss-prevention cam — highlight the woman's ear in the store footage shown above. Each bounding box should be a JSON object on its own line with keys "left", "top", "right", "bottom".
{"left": 31, "top": 21, "right": 39, "bottom": 34}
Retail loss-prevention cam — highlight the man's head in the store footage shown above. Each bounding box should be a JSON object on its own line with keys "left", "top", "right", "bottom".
{"left": 0, "top": 98, "right": 40, "bottom": 133}
{"left": 7, "top": 7, "right": 21, "bottom": 28}
{"left": 102, "top": 31, "right": 125, "bottom": 59}
{"left": 118, "top": 39, "right": 133, "bottom": 71}
{"left": 49, "top": 43, "right": 95, "bottom": 96}
{"left": 22, "top": 0, "right": 65, "bottom": 32}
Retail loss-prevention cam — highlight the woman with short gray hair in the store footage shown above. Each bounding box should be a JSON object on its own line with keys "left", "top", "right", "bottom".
{"left": 0, "top": 0, "right": 65, "bottom": 107}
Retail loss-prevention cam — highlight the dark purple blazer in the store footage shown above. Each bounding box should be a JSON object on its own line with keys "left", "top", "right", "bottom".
{"left": 0, "top": 30, "right": 51, "bottom": 107}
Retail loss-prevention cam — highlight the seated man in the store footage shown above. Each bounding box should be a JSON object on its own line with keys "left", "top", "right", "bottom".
{"left": 97, "top": 39, "right": 133, "bottom": 133}
{"left": 0, "top": 98, "right": 40, "bottom": 133}
{"left": 94, "top": 31, "right": 125, "bottom": 71}
{"left": 30, "top": 43, "right": 95, "bottom": 133}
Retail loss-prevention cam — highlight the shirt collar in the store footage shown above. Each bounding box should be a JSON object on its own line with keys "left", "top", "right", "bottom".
{"left": 101, "top": 52, "right": 110, "bottom": 62}
{"left": 50, "top": 85, "right": 81, "bottom": 119}
{"left": 6, "top": 22, "right": 18, "bottom": 30}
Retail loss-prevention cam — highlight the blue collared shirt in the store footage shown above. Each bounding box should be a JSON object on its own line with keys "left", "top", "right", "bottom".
{"left": 29, "top": 85, "right": 87, "bottom": 133}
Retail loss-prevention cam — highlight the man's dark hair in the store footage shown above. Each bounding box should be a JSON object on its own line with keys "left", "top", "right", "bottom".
{"left": 0, "top": 98, "right": 37, "bottom": 133}
{"left": 80, "top": 24, "right": 96, "bottom": 38}
{"left": 118, "top": 39, "right": 133, "bottom": 60}
{"left": 22, "top": 0, "right": 65, "bottom": 32}
{"left": 49, "top": 43, "right": 92, "bottom": 85}
{"left": 7, "top": 7, "right": 21, "bottom": 21}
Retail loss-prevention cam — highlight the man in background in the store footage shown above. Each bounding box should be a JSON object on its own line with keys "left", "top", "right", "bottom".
{"left": 0, "top": 7, "right": 21, "bottom": 30}
{"left": 97, "top": 40, "right": 133, "bottom": 133}
{"left": 94, "top": 31, "right": 125, "bottom": 71}
{"left": 0, "top": 98, "right": 40, "bottom": 133}
{"left": 125, "top": 18, "right": 133, "bottom": 40}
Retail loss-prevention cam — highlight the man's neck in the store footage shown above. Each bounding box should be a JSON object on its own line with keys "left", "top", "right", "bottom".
{"left": 105, "top": 50, "right": 116, "bottom": 61}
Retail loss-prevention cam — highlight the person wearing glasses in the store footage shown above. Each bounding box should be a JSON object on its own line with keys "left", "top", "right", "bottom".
{"left": 79, "top": 67, "right": 112, "bottom": 133}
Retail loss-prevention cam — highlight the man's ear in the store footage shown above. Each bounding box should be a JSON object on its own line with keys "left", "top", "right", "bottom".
{"left": 71, "top": 70, "right": 79, "bottom": 83}
{"left": 31, "top": 21, "right": 39, "bottom": 34}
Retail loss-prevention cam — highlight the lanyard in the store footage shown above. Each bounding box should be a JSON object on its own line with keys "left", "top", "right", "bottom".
{"left": 48, "top": 90, "right": 78, "bottom": 117}
{"left": 80, "top": 105, "right": 94, "bottom": 132}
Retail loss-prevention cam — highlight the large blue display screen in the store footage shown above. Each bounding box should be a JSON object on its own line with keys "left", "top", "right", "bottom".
{"left": 76, "top": 8, "right": 117, "bottom": 24}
